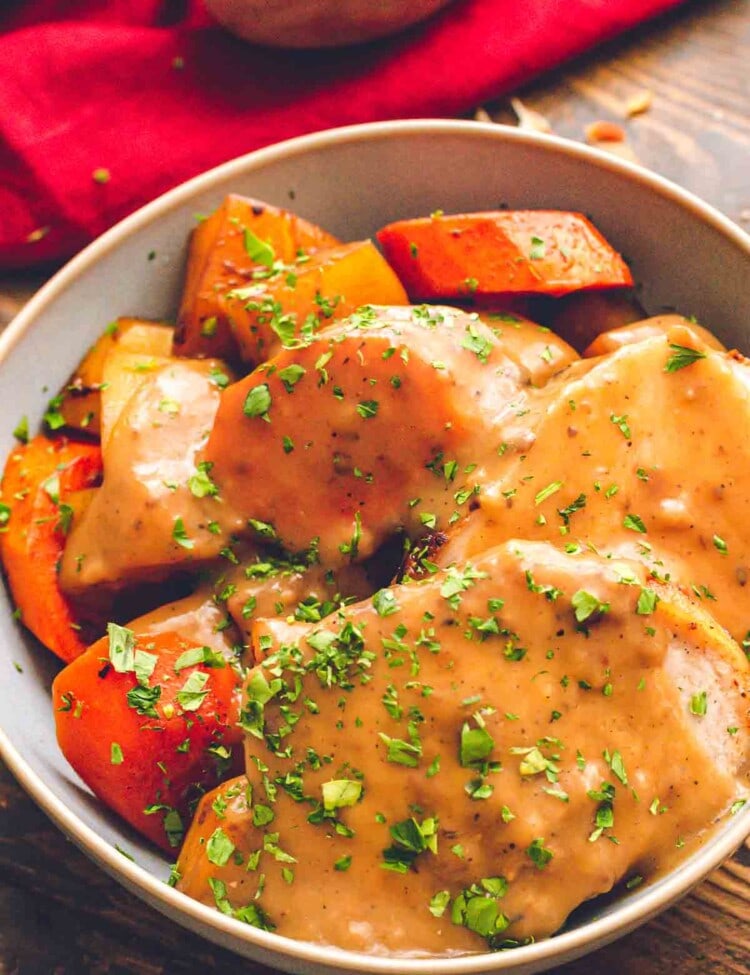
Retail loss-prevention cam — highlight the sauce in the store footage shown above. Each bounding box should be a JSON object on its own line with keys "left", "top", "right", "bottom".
{"left": 60, "top": 359, "right": 246, "bottom": 591}
{"left": 49, "top": 305, "right": 750, "bottom": 957}
{"left": 203, "top": 305, "right": 526, "bottom": 565}
{"left": 438, "top": 324, "right": 750, "bottom": 644}
{"left": 176, "top": 539, "right": 748, "bottom": 954}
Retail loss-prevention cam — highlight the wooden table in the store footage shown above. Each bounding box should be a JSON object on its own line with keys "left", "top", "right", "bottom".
{"left": 2, "top": 0, "right": 749, "bottom": 971}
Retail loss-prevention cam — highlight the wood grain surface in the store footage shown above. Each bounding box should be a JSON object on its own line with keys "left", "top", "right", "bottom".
{"left": 2, "top": 0, "right": 750, "bottom": 972}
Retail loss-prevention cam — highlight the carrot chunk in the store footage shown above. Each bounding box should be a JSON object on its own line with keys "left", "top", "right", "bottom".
{"left": 0, "top": 435, "right": 103, "bottom": 662}
{"left": 377, "top": 210, "right": 633, "bottom": 299}
{"left": 174, "top": 195, "right": 340, "bottom": 360}
{"left": 53, "top": 626, "right": 243, "bottom": 852}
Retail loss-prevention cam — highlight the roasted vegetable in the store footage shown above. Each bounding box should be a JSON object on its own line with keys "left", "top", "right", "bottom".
{"left": 546, "top": 289, "right": 644, "bottom": 351}
{"left": 53, "top": 611, "right": 243, "bottom": 851}
{"left": 221, "top": 240, "right": 409, "bottom": 364}
{"left": 0, "top": 435, "right": 103, "bottom": 662}
{"left": 377, "top": 211, "right": 633, "bottom": 299}
{"left": 55, "top": 318, "right": 173, "bottom": 437}
{"left": 583, "top": 314, "right": 725, "bottom": 357}
{"left": 174, "top": 195, "right": 340, "bottom": 360}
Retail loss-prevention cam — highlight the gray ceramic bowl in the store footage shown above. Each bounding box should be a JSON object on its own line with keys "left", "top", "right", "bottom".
{"left": 1, "top": 120, "right": 749, "bottom": 975}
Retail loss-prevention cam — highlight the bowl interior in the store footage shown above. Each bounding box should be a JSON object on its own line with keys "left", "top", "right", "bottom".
{"left": 1, "top": 121, "right": 749, "bottom": 975}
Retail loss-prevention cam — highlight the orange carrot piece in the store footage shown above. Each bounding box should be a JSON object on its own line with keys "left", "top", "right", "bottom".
{"left": 174, "top": 195, "right": 340, "bottom": 360}
{"left": 0, "top": 436, "right": 103, "bottom": 662}
{"left": 376, "top": 211, "right": 633, "bottom": 299}
{"left": 53, "top": 627, "right": 243, "bottom": 852}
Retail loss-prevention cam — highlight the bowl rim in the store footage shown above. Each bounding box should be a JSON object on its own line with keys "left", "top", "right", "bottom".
{"left": 1, "top": 117, "right": 749, "bottom": 975}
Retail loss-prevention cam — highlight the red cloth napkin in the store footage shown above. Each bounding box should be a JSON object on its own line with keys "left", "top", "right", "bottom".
{"left": 0, "top": 0, "right": 684, "bottom": 268}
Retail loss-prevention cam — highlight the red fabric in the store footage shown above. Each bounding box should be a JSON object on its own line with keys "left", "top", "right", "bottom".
{"left": 0, "top": 0, "right": 684, "bottom": 268}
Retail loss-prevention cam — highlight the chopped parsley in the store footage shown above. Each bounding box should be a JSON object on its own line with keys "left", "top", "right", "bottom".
{"left": 429, "top": 890, "right": 450, "bottom": 917}
{"left": 610, "top": 413, "right": 631, "bottom": 438}
{"left": 188, "top": 461, "right": 219, "bottom": 498}
{"left": 557, "top": 493, "right": 586, "bottom": 527}
{"left": 12, "top": 416, "right": 28, "bottom": 443}
{"left": 459, "top": 722, "right": 495, "bottom": 767}
{"left": 689, "top": 690, "right": 708, "bottom": 716}
{"left": 378, "top": 733, "right": 422, "bottom": 768}
{"left": 605, "top": 748, "right": 628, "bottom": 785}
{"left": 381, "top": 816, "right": 438, "bottom": 873}
{"left": 529, "top": 235, "right": 546, "bottom": 260}
{"left": 534, "top": 480, "right": 563, "bottom": 505}
{"left": 126, "top": 683, "right": 161, "bottom": 718}
{"left": 451, "top": 878, "right": 510, "bottom": 942}
{"left": 107, "top": 622, "right": 136, "bottom": 673}
{"left": 278, "top": 364, "right": 306, "bottom": 393}
{"left": 243, "top": 383, "right": 271, "bottom": 419}
{"left": 664, "top": 343, "right": 707, "bottom": 372}
{"left": 173, "top": 646, "right": 225, "bottom": 672}
{"left": 322, "top": 779, "right": 362, "bottom": 811}
{"left": 623, "top": 513, "right": 647, "bottom": 533}
{"left": 356, "top": 399, "right": 379, "bottom": 420}
{"left": 461, "top": 324, "right": 493, "bottom": 363}
{"left": 176, "top": 670, "right": 209, "bottom": 711}
{"left": 373, "top": 588, "right": 399, "bottom": 617}
{"left": 172, "top": 517, "right": 194, "bottom": 549}
{"left": 636, "top": 588, "right": 659, "bottom": 615}
{"left": 526, "top": 837, "right": 553, "bottom": 869}
{"left": 206, "top": 827, "right": 236, "bottom": 866}
{"left": 571, "top": 590, "right": 610, "bottom": 624}
{"left": 43, "top": 394, "right": 66, "bottom": 431}
{"left": 243, "top": 228, "right": 275, "bottom": 267}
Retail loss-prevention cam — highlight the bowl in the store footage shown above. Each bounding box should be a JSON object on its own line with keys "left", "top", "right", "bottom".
{"left": 1, "top": 119, "right": 749, "bottom": 975}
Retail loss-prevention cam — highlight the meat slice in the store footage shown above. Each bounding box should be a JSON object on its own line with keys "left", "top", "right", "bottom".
{"left": 203, "top": 304, "right": 527, "bottom": 565}
{"left": 437, "top": 326, "right": 750, "bottom": 644}
{"left": 176, "top": 540, "right": 748, "bottom": 955}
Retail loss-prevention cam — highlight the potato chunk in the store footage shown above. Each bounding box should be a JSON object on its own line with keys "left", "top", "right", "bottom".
{"left": 56, "top": 318, "right": 173, "bottom": 436}
{"left": 221, "top": 240, "right": 409, "bottom": 364}
{"left": 583, "top": 314, "right": 725, "bottom": 358}
{"left": 60, "top": 360, "right": 244, "bottom": 592}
